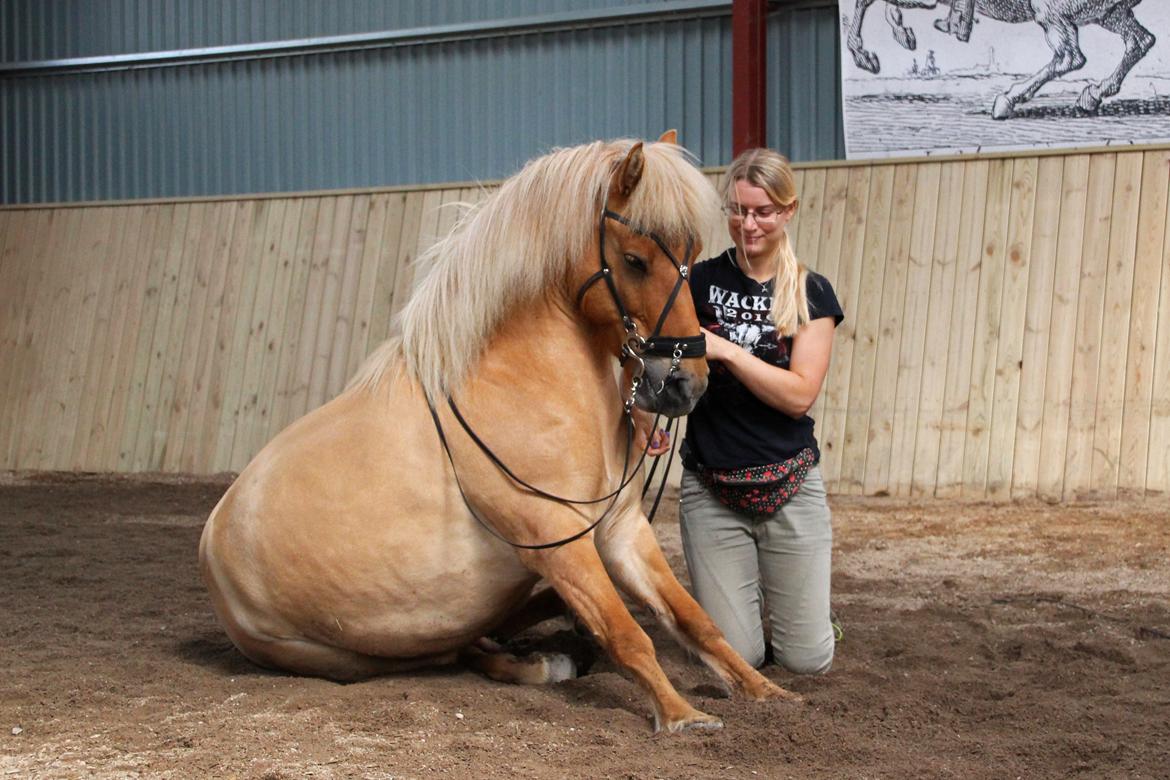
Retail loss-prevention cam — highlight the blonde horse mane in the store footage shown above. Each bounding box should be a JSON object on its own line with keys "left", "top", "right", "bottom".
{"left": 349, "top": 138, "right": 722, "bottom": 401}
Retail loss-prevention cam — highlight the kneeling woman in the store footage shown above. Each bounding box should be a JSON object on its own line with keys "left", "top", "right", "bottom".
{"left": 680, "top": 148, "right": 842, "bottom": 673}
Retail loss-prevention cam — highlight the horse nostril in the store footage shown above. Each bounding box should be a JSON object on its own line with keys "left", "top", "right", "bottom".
{"left": 662, "top": 374, "right": 697, "bottom": 411}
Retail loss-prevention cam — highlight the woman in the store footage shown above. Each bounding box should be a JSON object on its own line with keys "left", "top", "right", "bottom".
{"left": 641, "top": 148, "right": 842, "bottom": 672}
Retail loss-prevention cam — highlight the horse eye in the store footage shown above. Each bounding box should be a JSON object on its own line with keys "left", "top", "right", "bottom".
{"left": 623, "top": 253, "right": 648, "bottom": 273}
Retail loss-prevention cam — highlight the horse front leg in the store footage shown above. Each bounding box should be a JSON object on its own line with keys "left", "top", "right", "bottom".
{"left": 1076, "top": 8, "right": 1155, "bottom": 114}
{"left": 520, "top": 531, "right": 723, "bottom": 733}
{"left": 847, "top": 0, "right": 883, "bottom": 73}
{"left": 993, "top": 18, "right": 1085, "bottom": 119}
{"left": 596, "top": 513, "right": 800, "bottom": 703}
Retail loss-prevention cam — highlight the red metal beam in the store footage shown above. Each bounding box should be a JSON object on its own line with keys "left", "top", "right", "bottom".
{"left": 731, "top": 0, "right": 767, "bottom": 157}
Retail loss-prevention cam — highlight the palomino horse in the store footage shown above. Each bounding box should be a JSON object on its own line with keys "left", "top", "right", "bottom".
{"left": 199, "top": 134, "right": 795, "bottom": 732}
{"left": 845, "top": 0, "right": 1155, "bottom": 119}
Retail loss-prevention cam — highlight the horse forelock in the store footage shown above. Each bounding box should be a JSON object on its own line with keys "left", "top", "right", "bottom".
{"left": 356, "top": 139, "right": 721, "bottom": 401}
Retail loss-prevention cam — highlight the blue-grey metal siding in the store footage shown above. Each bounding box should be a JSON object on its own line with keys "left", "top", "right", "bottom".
{"left": 768, "top": 2, "right": 845, "bottom": 163}
{"left": 1, "top": 1, "right": 842, "bottom": 204}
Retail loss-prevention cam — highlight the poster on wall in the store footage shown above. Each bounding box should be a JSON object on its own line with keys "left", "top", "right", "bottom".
{"left": 838, "top": 0, "right": 1170, "bottom": 158}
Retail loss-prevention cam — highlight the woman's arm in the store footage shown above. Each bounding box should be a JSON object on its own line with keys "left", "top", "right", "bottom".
{"left": 703, "top": 317, "right": 836, "bottom": 418}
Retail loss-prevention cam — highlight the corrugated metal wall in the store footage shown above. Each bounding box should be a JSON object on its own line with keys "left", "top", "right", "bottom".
{"left": 1, "top": 1, "right": 843, "bottom": 204}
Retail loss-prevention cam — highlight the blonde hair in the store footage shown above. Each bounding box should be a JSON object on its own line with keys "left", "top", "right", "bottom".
{"left": 721, "top": 148, "right": 809, "bottom": 337}
{"left": 348, "top": 138, "right": 723, "bottom": 400}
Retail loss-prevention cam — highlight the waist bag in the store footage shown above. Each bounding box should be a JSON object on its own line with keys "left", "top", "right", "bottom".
{"left": 697, "top": 447, "right": 817, "bottom": 517}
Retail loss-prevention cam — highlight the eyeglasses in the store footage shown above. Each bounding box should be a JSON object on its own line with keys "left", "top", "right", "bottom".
{"left": 723, "top": 203, "right": 784, "bottom": 226}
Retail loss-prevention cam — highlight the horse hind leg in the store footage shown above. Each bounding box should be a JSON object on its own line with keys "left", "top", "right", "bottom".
{"left": 993, "top": 18, "right": 1085, "bottom": 119}
{"left": 459, "top": 637, "right": 577, "bottom": 685}
{"left": 1077, "top": 8, "right": 1155, "bottom": 114}
{"left": 884, "top": 5, "right": 917, "bottom": 52}
{"left": 847, "top": 0, "right": 883, "bottom": 73}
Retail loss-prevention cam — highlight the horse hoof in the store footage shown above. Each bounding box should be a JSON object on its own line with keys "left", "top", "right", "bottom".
{"left": 757, "top": 679, "right": 803, "bottom": 703}
{"left": 540, "top": 652, "right": 577, "bottom": 683}
{"left": 852, "top": 49, "right": 880, "bottom": 75}
{"left": 659, "top": 710, "right": 724, "bottom": 734}
{"left": 991, "top": 94, "right": 1014, "bottom": 120}
{"left": 1076, "top": 88, "right": 1102, "bottom": 115}
{"left": 895, "top": 26, "right": 917, "bottom": 51}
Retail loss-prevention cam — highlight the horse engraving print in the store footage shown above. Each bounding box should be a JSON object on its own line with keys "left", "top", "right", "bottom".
{"left": 845, "top": 0, "right": 1156, "bottom": 119}
{"left": 199, "top": 135, "right": 796, "bottom": 733}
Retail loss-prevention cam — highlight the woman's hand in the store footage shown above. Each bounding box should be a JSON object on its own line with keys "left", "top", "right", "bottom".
{"left": 701, "top": 327, "right": 740, "bottom": 363}
{"left": 631, "top": 407, "right": 671, "bottom": 456}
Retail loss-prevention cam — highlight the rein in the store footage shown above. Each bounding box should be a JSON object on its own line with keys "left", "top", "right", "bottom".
{"left": 425, "top": 199, "right": 701, "bottom": 550}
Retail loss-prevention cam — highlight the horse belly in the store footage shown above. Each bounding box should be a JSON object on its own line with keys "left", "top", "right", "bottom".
{"left": 200, "top": 389, "right": 536, "bottom": 661}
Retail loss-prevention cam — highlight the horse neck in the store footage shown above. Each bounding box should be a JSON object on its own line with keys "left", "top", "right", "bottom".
{"left": 463, "top": 294, "right": 625, "bottom": 436}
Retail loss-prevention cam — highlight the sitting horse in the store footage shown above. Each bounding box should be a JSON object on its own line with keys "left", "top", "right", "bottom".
{"left": 845, "top": 0, "right": 1155, "bottom": 119}
{"left": 198, "top": 133, "right": 794, "bottom": 733}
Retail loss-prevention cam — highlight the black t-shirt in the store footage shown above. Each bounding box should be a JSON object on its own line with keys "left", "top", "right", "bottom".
{"left": 683, "top": 248, "right": 844, "bottom": 470}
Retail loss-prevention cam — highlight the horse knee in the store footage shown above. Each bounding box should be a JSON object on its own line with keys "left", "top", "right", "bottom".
{"left": 1135, "top": 30, "right": 1156, "bottom": 57}
{"left": 603, "top": 622, "right": 660, "bottom": 669}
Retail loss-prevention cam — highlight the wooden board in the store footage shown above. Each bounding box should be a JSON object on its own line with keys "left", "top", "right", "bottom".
{"left": 171, "top": 202, "right": 243, "bottom": 473}
{"left": 1117, "top": 150, "right": 1170, "bottom": 493}
{"left": 365, "top": 192, "right": 409, "bottom": 346}
{"left": 1089, "top": 151, "right": 1143, "bottom": 495}
{"left": 816, "top": 165, "right": 870, "bottom": 490}
{"left": 74, "top": 207, "right": 145, "bottom": 469}
{"left": 910, "top": 161, "right": 966, "bottom": 496}
{"left": 99, "top": 205, "right": 165, "bottom": 471}
{"left": 888, "top": 162, "right": 941, "bottom": 496}
{"left": 862, "top": 164, "right": 917, "bottom": 496}
{"left": 960, "top": 158, "right": 1012, "bottom": 497}
{"left": 303, "top": 195, "right": 356, "bottom": 420}
{"left": 45, "top": 208, "right": 117, "bottom": 469}
{"left": 209, "top": 200, "right": 275, "bottom": 471}
{"left": 115, "top": 204, "right": 180, "bottom": 471}
{"left": 267, "top": 198, "right": 323, "bottom": 438}
{"left": 0, "top": 211, "right": 52, "bottom": 464}
{"left": 839, "top": 165, "right": 895, "bottom": 495}
{"left": 227, "top": 199, "right": 296, "bottom": 470}
{"left": 805, "top": 166, "right": 849, "bottom": 430}
{"left": 1146, "top": 183, "right": 1170, "bottom": 493}
{"left": 985, "top": 156, "right": 1038, "bottom": 498}
{"left": 323, "top": 194, "right": 373, "bottom": 399}
{"left": 1035, "top": 156, "right": 1091, "bottom": 502}
{"left": 1010, "top": 156, "right": 1063, "bottom": 498}
{"left": 1062, "top": 154, "right": 1116, "bottom": 500}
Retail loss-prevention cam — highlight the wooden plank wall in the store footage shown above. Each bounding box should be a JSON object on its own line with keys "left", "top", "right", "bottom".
{"left": 1, "top": 147, "right": 1167, "bottom": 500}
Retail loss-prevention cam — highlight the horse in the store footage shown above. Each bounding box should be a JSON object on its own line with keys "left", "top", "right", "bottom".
{"left": 844, "top": 0, "right": 1155, "bottom": 119}
{"left": 198, "top": 133, "right": 796, "bottom": 733}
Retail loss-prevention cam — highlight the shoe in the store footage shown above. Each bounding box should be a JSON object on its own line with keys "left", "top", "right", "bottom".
{"left": 830, "top": 610, "right": 844, "bottom": 643}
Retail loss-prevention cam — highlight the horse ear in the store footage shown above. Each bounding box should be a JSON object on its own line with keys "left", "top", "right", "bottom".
{"left": 615, "top": 142, "right": 645, "bottom": 199}
{"left": 658, "top": 129, "right": 678, "bottom": 145}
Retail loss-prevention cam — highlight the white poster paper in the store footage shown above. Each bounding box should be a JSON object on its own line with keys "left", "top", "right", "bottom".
{"left": 837, "top": 0, "right": 1170, "bottom": 158}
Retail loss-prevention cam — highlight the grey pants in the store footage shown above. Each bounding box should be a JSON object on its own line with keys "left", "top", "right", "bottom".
{"left": 679, "top": 466, "right": 834, "bottom": 673}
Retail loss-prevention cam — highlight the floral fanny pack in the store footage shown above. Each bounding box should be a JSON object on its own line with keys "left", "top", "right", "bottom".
{"left": 697, "top": 447, "right": 817, "bottom": 517}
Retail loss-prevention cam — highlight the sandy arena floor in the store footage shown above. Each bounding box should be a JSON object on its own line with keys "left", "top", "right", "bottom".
{"left": 1, "top": 472, "right": 1167, "bottom": 779}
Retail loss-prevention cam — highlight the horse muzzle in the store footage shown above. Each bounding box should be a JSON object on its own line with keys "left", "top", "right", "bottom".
{"left": 634, "top": 358, "right": 707, "bottom": 417}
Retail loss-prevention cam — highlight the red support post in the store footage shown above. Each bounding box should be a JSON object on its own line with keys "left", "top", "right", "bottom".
{"left": 731, "top": 0, "right": 768, "bottom": 157}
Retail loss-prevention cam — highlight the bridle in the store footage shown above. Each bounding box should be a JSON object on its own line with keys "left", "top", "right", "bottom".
{"left": 575, "top": 207, "right": 705, "bottom": 412}
{"left": 426, "top": 198, "right": 704, "bottom": 550}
